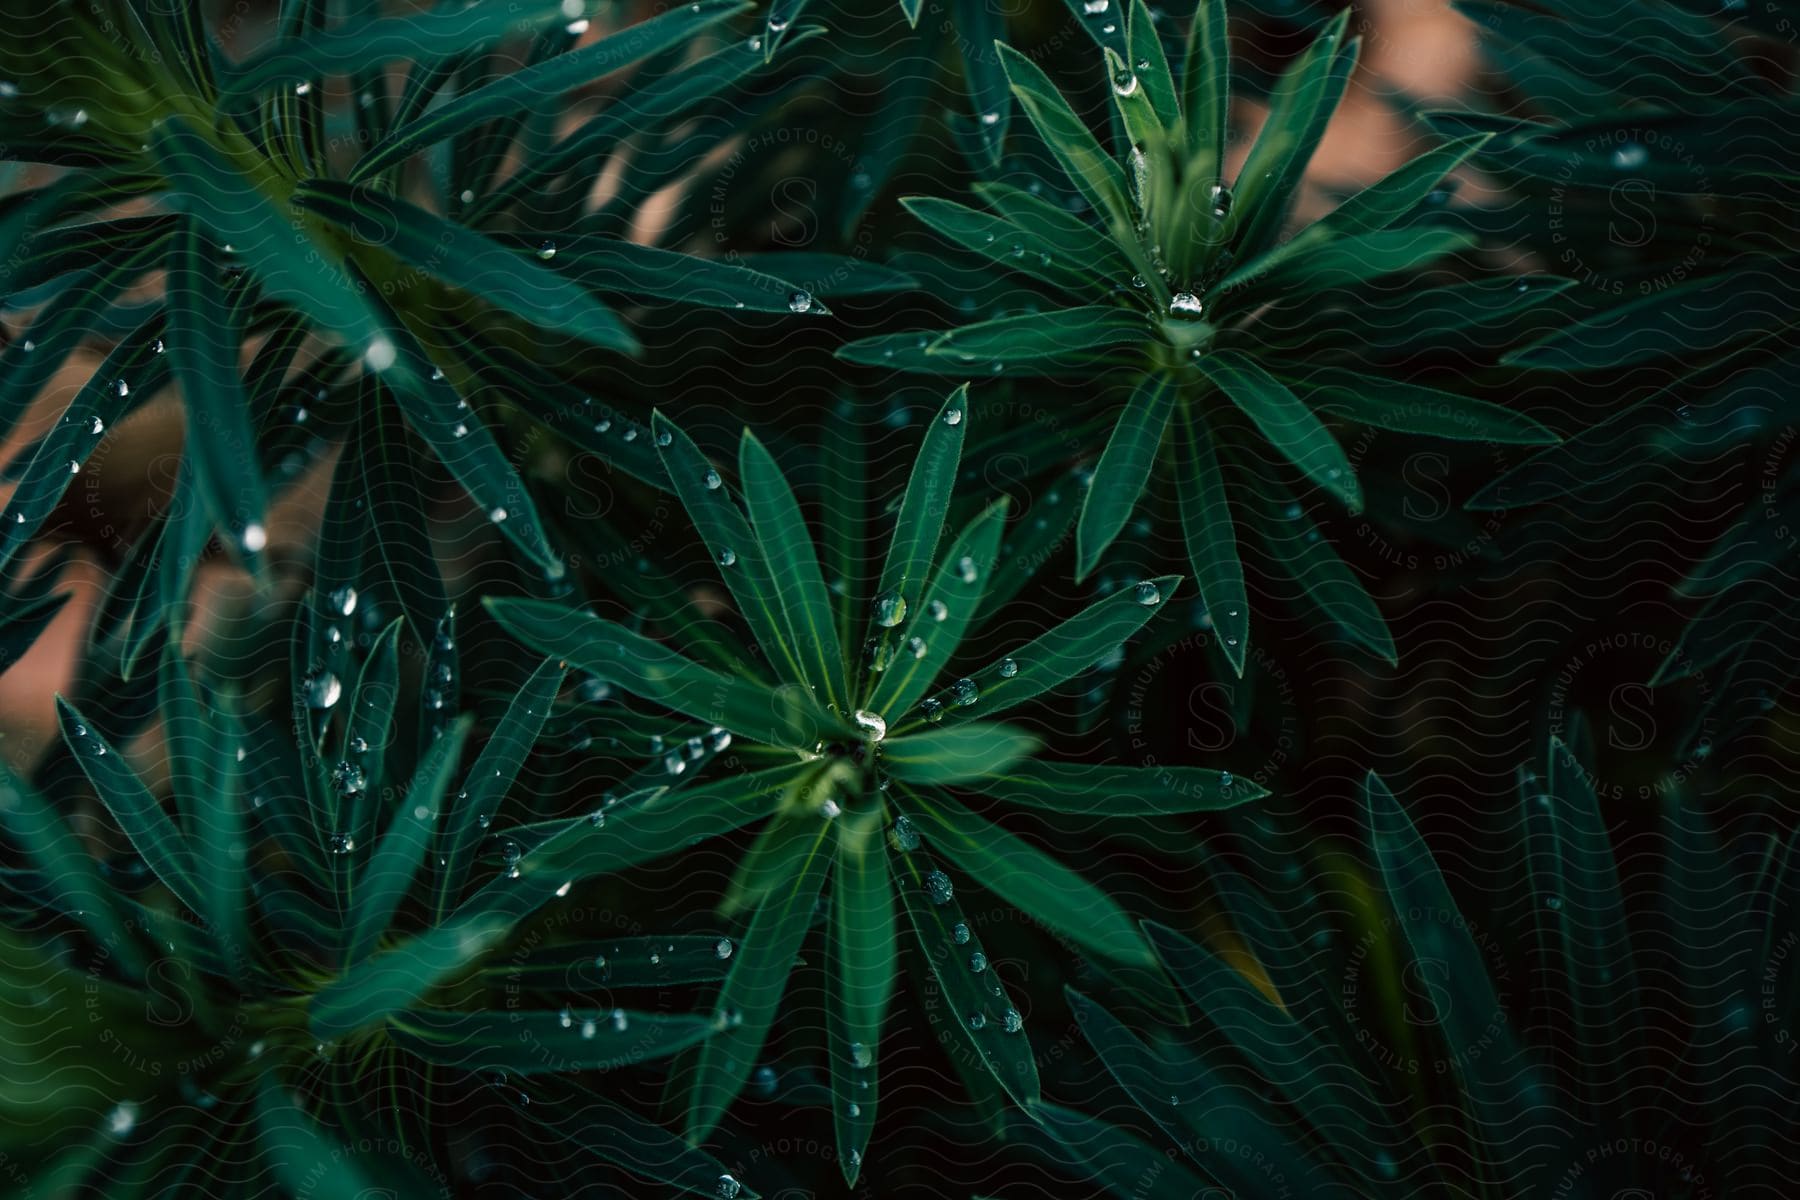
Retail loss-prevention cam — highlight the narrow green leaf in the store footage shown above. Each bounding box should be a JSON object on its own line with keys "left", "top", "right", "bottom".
{"left": 1365, "top": 771, "right": 1542, "bottom": 1151}
{"left": 1, "top": 257, "right": 150, "bottom": 445}
{"left": 149, "top": 119, "right": 382, "bottom": 349}
{"left": 1197, "top": 350, "right": 1360, "bottom": 512}
{"left": 892, "top": 839, "right": 1040, "bottom": 1106}
{"left": 1104, "top": 47, "right": 1163, "bottom": 151}
{"left": 0, "top": 759, "right": 138, "bottom": 969}
{"left": 1244, "top": 478, "right": 1395, "bottom": 663}
{"left": 1505, "top": 266, "right": 1800, "bottom": 371}
{"left": 954, "top": 0, "right": 1009, "bottom": 164}
{"left": 309, "top": 877, "right": 546, "bottom": 1038}
{"left": 364, "top": 316, "right": 561, "bottom": 571}
{"left": 1141, "top": 920, "right": 1383, "bottom": 1147}
{"left": 225, "top": 0, "right": 572, "bottom": 98}
{"left": 0, "top": 312, "right": 164, "bottom": 577}
{"left": 901, "top": 197, "right": 1092, "bottom": 295}
{"left": 865, "top": 499, "right": 1008, "bottom": 718}
{"left": 1328, "top": 133, "right": 1492, "bottom": 235}
{"left": 973, "top": 181, "right": 1138, "bottom": 284}
{"left": 503, "top": 934, "right": 739, "bottom": 989}
{"left": 1077, "top": 372, "right": 1176, "bottom": 579}
{"left": 339, "top": 617, "right": 404, "bottom": 849}
{"left": 734, "top": 253, "right": 916, "bottom": 297}
{"left": 348, "top": 719, "right": 471, "bottom": 962}
{"left": 740, "top": 430, "right": 850, "bottom": 712}
{"left": 1182, "top": 0, "right": 1229, "bottom": 170}
{"left": 168, "top": 222, "right": 265, "bottom": 553}
{"left": 830, "top": 807, "right": 894, "bottom": 1185}
{"left": 870, "top": 385, "right": 968, "bottom": 650}
{"left": 882, "top": 723, "right": 1042, "bottom": 786}
{"left": 1228, "top": 12, "right": 1358, "bottom": 258}
{"left": 1223, "top": 226, "right": 1476, "bottom": 305}
{"left": 928, "top": 307, "right": 1149, "bottom": 364}
{"left": 0, "top": 591, "right": 70, "bottom": 675}
{"left": 513, "top": 236, "right": 828, "bottom": 314}
{"left": 511, "top": 766, "right": 800, "bottom": 886}
{"left": 1064, "top": 991, "right": 1340, "bottom": 1196}
{"left": 654, "top": 411, "right": 809, "bottom": 690}
{"left": 57, "top": 696, "right": 203, "bottom": 917}
{"left": 351, "top": 0, "right": 747, "bottom": 181}
{"left": 192, "top": 685, "right": 250, "bottom": 975}
{"left": 1288, "top": 367, "right": 1559, "bottom": 445}
{"left": 997, "top": 43, "right": 1133, "bottom": 233}
{"left": 436, "top": 657, "right": 565, "bottom": 916}
{"left": 472, "top": 32, "right": 794, "bottom": 224}
{"left": 720, "top": 811, "right": 820, "bottom": 919}
{"left": 917, "top": 574, "right": 1181, "bottom": 731}
{"left": 484, "top": 599, "right": 825, "bottom": 750}
{"left": 975, "top": 758, "right": 1262, "bottom": 815}
{"left": 763, "top": 0, "right": 812, "bottom": 56}
{"left": 685, "top": 819, "right": 831, "bottom": 1142}
{"left": 1029, "top": 1101, "right": 1218, "bottom": 1200}
{"left": 820, "top": 408, "right": 868, "bottom": 654}
{"left": 903, "top": 788, "right": 1152, "bottom": 965}
{"left": 295, "top": 182, "right": 634, "bottom": 352}
{"left": 1173, "top": 406, "right": 1247, "bottom": 676}
{"left": 389, "top": 1007, "right": 714, "bottom": 1075}
{"left": 1125, "top": 0, "right": 1178, "bottom": 128}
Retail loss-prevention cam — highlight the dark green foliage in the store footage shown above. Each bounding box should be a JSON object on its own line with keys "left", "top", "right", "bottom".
{"left": 842, "top": 3, "right": 1560, "bottom": 671}
{"left": 0, "top": 609, "right": 759, "bottom": 1195}
{"left": 0, "top": 0, "right": 1794, "bottom": 1195}
{"left": 1446, "top": 0, "right": 1800, "bottom": 738}
{"left": 1041, "top": 738, "right": 1798, "bottom": 1198}
{"left": 484, "top": 388, "right": 1264, "bottom": 1180}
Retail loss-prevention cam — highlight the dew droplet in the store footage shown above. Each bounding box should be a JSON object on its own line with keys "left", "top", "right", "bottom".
{"left": 888, "top": 814, "right": 920, "bottom": 852}
{"left": 952, "top": 922, "right": 970, "bottom": 944}
{"left": 942, "top": 406, "right": 964, "bottom": 427}
{"left": 1168, "top": 292, "right": 1204, "bottom": 319}
{"left": 926, "top": 870, "right": 954, "bottom": 904}
{"left": 873, "top": 588, "right": 908, "bottom": 627}
{"left": 1134, "top": 580, "right": 1162, "bottom": 606}
{"left": 1002, "top": 1008, "right": 1023, "bottom": 1033}
{"left": 998, "top": 657, "right": 1019, "bottom": 679}
{"left": 787, "top": 290, "right": 813, "bottom": 314}
{"left": 304, "top": 669, "right": 342, "bottom": 709}
{"left": 717, "top": 547, "right": 737, "bottom": 567}
{"left": 853, "top": 709, "right": 888, "bottom": 740}
{"left": 715, "top": 937, "right": 733, "bottom": 959}
{"left": 950, "top": 677, "right": 978, "bottom": 706}
{"left": 704, "top": 469, "right": 722, "bottom": 490}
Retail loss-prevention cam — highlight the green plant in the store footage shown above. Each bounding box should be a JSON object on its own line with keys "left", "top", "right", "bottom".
{"left": 1439, "top": 0, "right": 1800, "bottom": 734}
{"left": 1033, "top": 734, "right": 1794, "bottom": 1197}
{"left": 0, "top": 0, "right": 860, "bottom": 670}
{"left": 0, "top": 621, "right": 761, "bottom": 1196}
{"left": 840, "top": 0, "right": 1564, "bottom": 672}
{"left": 481, "top": 385, "right": 1265, "bottom": 1180}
